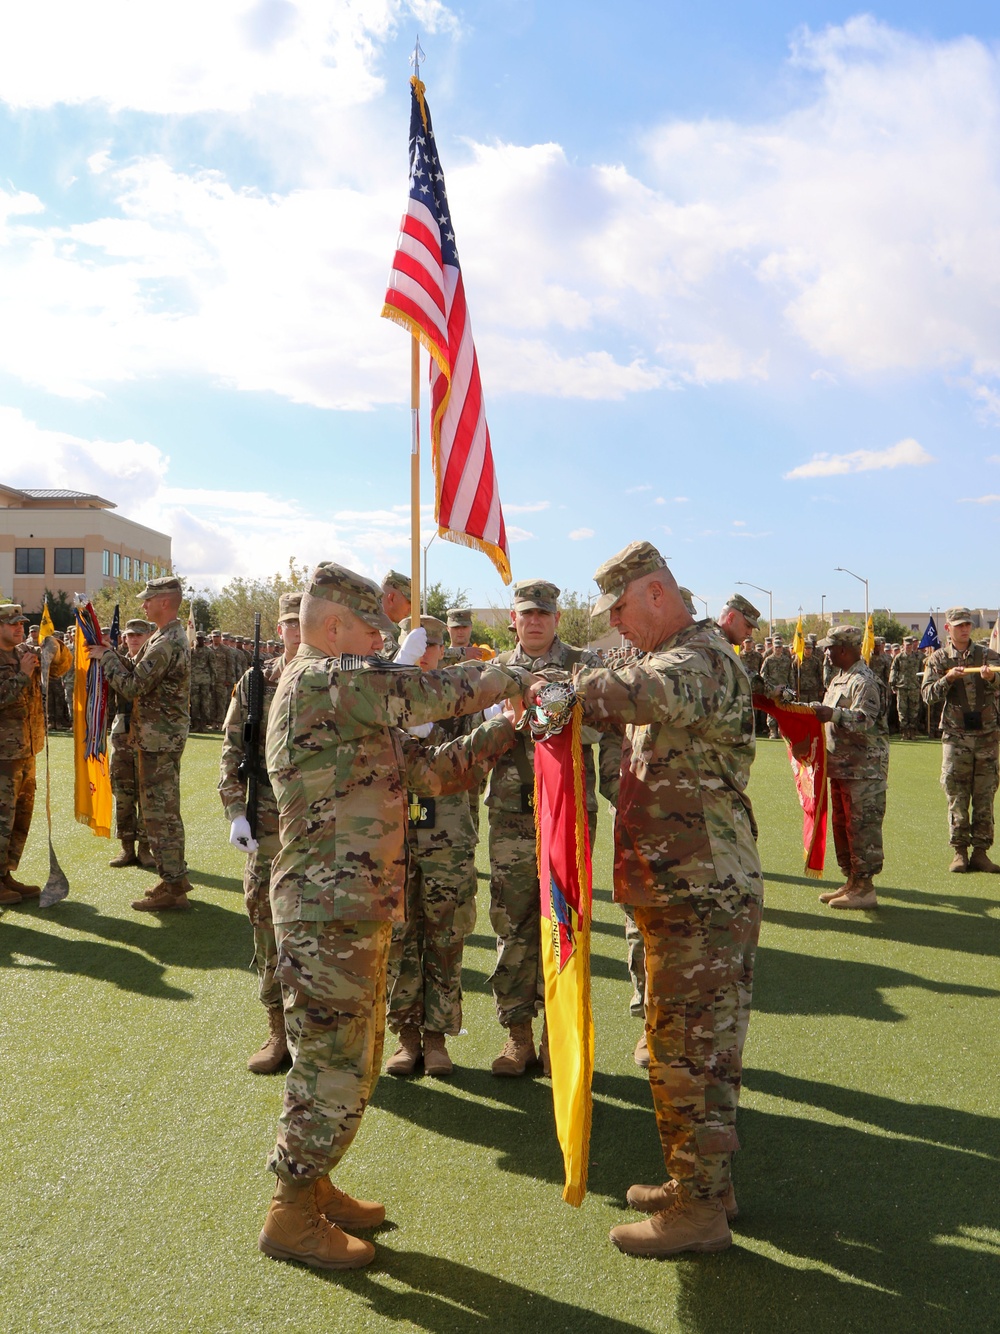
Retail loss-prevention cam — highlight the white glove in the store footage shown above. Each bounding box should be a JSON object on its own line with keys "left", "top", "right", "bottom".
{"left": 407, "top": 721, "right": 434, "bottom": 739}
{"left": 395, "top": 627, "right": 427, "bottom": 666}
{"left": 230, "top": 816, "right": 258, "bottom": 853}
{"left": 483, "top": 703, "right": 503, "bottom": 719}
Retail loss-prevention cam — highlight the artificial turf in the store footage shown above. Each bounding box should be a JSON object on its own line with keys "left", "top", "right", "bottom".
{"left": 1, "top": 733, "right": 997, "bottom": 1333}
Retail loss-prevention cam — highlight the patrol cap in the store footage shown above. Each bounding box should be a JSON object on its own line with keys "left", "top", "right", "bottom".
{"left": 903, "top": 635, "right": 915, "bottom": 644}
{"left": 138, "top": 574, "right": 183, "bottom": 600}
{"left": 0, "top": 604, "right": 28, "bottom": 625}
{"left": 946, "top": 606, "right": 974, "bottom": 625}
{"left": 772, "top": 635, "right": 784, "bottom": 645}
{"left": 381, "top": 570, "right": 412, "bottom": 600}
{"left": 124, "top": 618, "right": 154, "bottom": 635}
{"left": 805, "top": 633, "right": 818, "bottom": 646}
{"left": 678, "top": 586, "right": 697, "bottom": 617}
{"left": 277, "top": 592, "right": 302, "bottom": 623}
{"left": 399, "top": 615, "right": 447, "bottom": 646}
{"left": 513, "top": 579, "right": 560, "bottom": 614}
{"left": 447, "top": 607, "right": 473, "bottom": 628}
{"left": 816, "top": 624, "right": 864, "bottom": 649}
{"left": 310, "top": 562, "right": 395, "bottom": 634}
{"left": 591, "top": 541, "right": 668, "bottom": 616}
{"left": 724, "top": 593, "right": 761, "bottom": 628}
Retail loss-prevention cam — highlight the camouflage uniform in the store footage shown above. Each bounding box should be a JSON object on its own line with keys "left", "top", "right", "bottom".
{"left": 264, "top": 564, "right": 525, "bottom": 1186}
{"left": 794, "top": 648, "right": 825, "bottom": 702}
{"left": 821, "top": 655, "right": 889, "bottom": 880}
{"left": 889, "top": 644, "right": 924, "bottom": 737}
{"left": 868, "top": 646, "right": 892, "bottom": 727}
{"left": 101, "top": 615, "right": 191, "bottom": 884}
{"left": 210, "top": 637, "right": 234, "bottom": 727}
{"left": 189, "top": 640, "right": 215, "bottom": 732}
{"left": 576, "top": 543, "right": 763, "bottom": 1204}
{"left": 922, "top": 630, "right": 1000, "bottom": 852}
{"left": 109, "top": 685, "right": 145, "bottom": 845}
{"left": 761, "top": 646, "right": 795, "bottom": 737}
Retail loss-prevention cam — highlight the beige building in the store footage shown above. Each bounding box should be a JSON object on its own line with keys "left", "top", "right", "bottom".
{"left": 0, "top": 484, "right": 171, "bottom": 613}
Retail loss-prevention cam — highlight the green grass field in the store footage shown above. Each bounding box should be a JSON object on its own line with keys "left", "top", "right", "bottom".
{"left": 1, "top": 734, "right": 998, "bottom": 1333}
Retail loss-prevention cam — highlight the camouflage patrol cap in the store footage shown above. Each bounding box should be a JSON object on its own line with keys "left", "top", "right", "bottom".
{"left": 513, "top": 579, "right": 560, "bottom": 613}
{"left": 137, "top": 574, "right": 183, "bottom": 600}
{"left": 678, "top": 586, "right": 697, "bottom": 616}
{"left": 591, "top": 541, "right": 668, "bottom": 616}
{"left": 124, "top": 618, "right": 153, "bottom": 635}
{"left": 805, "top": 633, "right": 818, "bottom": 646}
{"left": 724, "top": 593, "right": 761, "bottom": 628}
{"left": 381, "top": 570, "right": 412, "bottom": 600}
{"left": 447, "top": 607, "right": 473, "bottom": 627}
{"left": 946, "top": 607, "right": 974, "bottom": 625}
{"left": 816, "top": 624, "right": 864, "bottom": 649}
{"left": 399, "top": 615, "right": 447, "bottom": 646}
{"left": 311, "top": 562, "right": 395, "bottom": 634}
{"left": 277, "top": 592, "right": 302, "bottom": 623}
{"left": 903, "top": 635, "right": 915, "bottom": 644}
{"left": 772, "top": 635, "right": 784, "bottom": 645}
{"left": 0, "top": 604, "right": 28, "bottom": 625}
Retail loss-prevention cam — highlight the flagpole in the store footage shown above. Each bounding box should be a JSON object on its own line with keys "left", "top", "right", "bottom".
{"left": 410, "top": 333, "right": 421, "bottom": 621}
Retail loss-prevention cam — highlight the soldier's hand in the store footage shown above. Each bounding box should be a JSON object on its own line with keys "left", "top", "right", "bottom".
{"left": 229, "top": 817, "right": 258, "bottom": 853}
{"left": 396, "top": 627, "right": 427, "bottom": 666}
{"left": 18, "top": 651, "right": 39, "bottom": 676}
{"left": 503, "top": 696, "right": 525, "bottom": 726}
{"left": 982, "top": 663, "right": 995, "bottom": 681}
{"left": 945, "top": 665, "right": 964, "bottom": 683}
{"left": 812, "top": 704, "right": 834, "bottom": 723}
{"left": 525, "top": 674, "right": 548, "bottom": 706}
{"left": 88, "top": 642, "right": 109, "bottom": 662}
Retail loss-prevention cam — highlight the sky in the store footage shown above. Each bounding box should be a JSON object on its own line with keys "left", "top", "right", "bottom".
{"left": 1, "top": 1, "right": 999, "bottom": 621}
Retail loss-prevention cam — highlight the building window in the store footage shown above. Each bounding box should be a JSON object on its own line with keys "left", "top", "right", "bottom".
{"left": 142, "top": 561, "right": 150, "bottom": 579}
{"left": 102, "top": 550, "right": 110, "bottom": 576}
{"left": 123, "top": 556, "right": 132, "bottom": 580}
{"left": 54, "top": 547, "right": 85, "bottom": 575}
{"left": 112, "top": 552, "right": 121, "bottom": 577}
{"left": 14, "top": 548, "right": 45, "bottom": 574}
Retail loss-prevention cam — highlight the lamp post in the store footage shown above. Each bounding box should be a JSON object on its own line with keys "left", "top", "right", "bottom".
{"left": 421, "top": 531, "right": 438, "bottom": 614}
{"left": 821, "top": 593, "right": 826, "bottom": 626}
{"left": 835, "top": 566, "right": 869, "bottom": 630}
{"left": 736, "top": 581, "right": 773, "bottom": 635}
{"left": 694, "top": 593, "right": 709, "bottom": 619}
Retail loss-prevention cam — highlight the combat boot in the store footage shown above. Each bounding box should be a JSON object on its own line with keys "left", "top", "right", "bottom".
{"left": 627, "top": 1179, "right": 738, "bottom": 1223}
{"left": 131, "top": 877, "right": 192, "bottom": 912}
{"left": 830, "top": 877, "right": 877, "bottom": 910}
{"left": 0, "top": 878, "right": 22, "bottom": 905}
{"left": 611, "top": 1188, "right": 731, "bottom": 1256}
{"left": 109, "top": 840, "right": 138, "bottom": 868}
{"left": 3, "top": 871, "right": 39, "bottom": 898}
{"left": 491, "top": 1020, "right": 536, "bottom": 1076}
{"left": 258, "top": 1178, "right": 375, "bottom": 1270}
{"left": 634, "top": 1031, "right": 650, "bottom": 1069}
{"left": 136, "top": 840, "right": 156, "bottom": 869}
{"left": 385, "top": 1024, "right": 422, "bottom": 1076}
{"left": 969, "top": 848, "right": 1000, "bottom": 873}
{"left": 948, "top": 848, "right": 969, "bottom": 873}
{"left": 248, "top": 1006, "right": 289, "bottom": 1074}
{"left": 315, "top": 1174, "right": 385, "bottom": 1228}
{"left": 421, "top": 1030, "right": 454, "bottom": 1076}
{"left": 819, "top": 876, "right": 854, "bottom": 904}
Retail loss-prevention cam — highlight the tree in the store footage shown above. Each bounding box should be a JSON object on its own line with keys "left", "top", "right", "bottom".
{"left": 204, "top": 559, "right": 310, "bottom": 639}
{"left": 423, "top": 582, "right": 469, "bottom": 621}
{"left": 871, "top": 612, "right": 909, "bottom": 644}
{"left": 557, "top": 591, "right": 610, "bottom": 648}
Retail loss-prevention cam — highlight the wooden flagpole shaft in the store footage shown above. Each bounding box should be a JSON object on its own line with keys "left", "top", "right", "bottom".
{"left": 410, "top": 334, "right": 421, "bottom": 622}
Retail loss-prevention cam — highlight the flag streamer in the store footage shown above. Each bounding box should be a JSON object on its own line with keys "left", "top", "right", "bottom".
{"left": 754, "top": 695, "right": 828, "bottom": 876}
{"left": 73, "top": 603, "right": 112, "bottom": 837}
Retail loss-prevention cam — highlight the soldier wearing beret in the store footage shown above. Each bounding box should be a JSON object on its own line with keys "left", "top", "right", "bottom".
{"left": 889, "top": 636, "right": 924, "bottom": 740}
{"left": 219, "top": 592, "right": 302, "bottom": 1074}
{"left": 257, "top": 563, "right": 527, "bottom": 1271}
{"left": 535, "top": 542, "right": 761, "bottom": 1257}
{"left": 0, "top": 604, "right": 72, "bottom": 902}
{"left": 107, "top": 619, "right": 156, "bottom": 870}
{"left": 810, "top": 625, "right": 889, "bottom": 909}
{"left": 89, "top": 576, "right": 193, "bottom": 911}
{"left": 921, "top": 608, "right": 1000, "bottom": 872}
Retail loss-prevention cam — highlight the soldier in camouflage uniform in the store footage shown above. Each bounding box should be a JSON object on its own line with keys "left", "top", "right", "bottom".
{"left": 794, "top": 635, "right": 826, "bottom": 702}
{"left": 219, "top": 593, "right": 301, "bottom": 1073}
{"left": 890, "top": 636, "right": 924, "bottom": 739}
{"left": 868, "top": 637, "right": 891, "bottom": 729}
{"left": 257, "top": 561, "right": 527, "bottom": 1271}
{"left": 717, "top": 593, "right": 761, "bottom": 651}
{"left": 921, "top": 607, "right": 1000, "bottom": 873}
{"left": 442, "top": 607, "right": 488, "bottom": 832}
{"left": 91, "top": 576, "right": 192, "bottom": 911}
{"left": 209, "top": 630, "right": 230, "bottom": 728}
{"left": 0, "top": 604, "right": 72, "bottom": 902}
{"left": 188, "top": 632, "right": 214, "bottom": 732}
{"left": 546, "top": 541, "right": 762, "bottom": 1258}
{"left": 811, "top": 625, "right": 889, "bottom": 909}
{"left": 487, "top": 579, "right": 615, "bottom": 1077}
{"left": 379, "top": 570, "right": 411, "bottom": 659}
{"left": 761, "top": 635, "right": 795, "bottom": 737}
{"left": 108, "top": 619, "right": 155, "bottom": 870}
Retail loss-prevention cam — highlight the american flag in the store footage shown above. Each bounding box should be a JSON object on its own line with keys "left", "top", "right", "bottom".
{"left": 381, "top": 78, "right": 511, "bottom": 584}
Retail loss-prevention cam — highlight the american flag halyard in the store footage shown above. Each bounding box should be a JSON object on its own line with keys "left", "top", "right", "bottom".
{"left": 381, "top": 77, "right": 511, "bottom": 584}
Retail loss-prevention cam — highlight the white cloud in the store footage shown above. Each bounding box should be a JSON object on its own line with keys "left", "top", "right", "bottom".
{"left": 568, "top": 527, "right": 594, "bottom": 540}
{"left": 674, "top": 496, "right": 690, "bottom": 503}
{"left": 505, "top": 501, "right": 551, "bottom": 514}
{"left": 732, "top": 520, "right": 746, "bottom": 526}
{"left": 784, "top": 437, "right": 935, "bottom": 480}
{"left": 625, "top": 484, "right": 652, "bottom": 494}
{"left": 506, "top": 526, "right": 536, "bottom": 543}
{"left": 957, "top": 495, "right": 1000, "bottom": 504}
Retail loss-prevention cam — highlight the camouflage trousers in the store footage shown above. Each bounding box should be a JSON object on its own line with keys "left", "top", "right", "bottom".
{"left": 212, "top": 684, "right": 232, "bottom": 729}
{"left": 136, "top": 749, "right": 187, "bottom": 882}
{"left": 246, "top": 833, "right": 279, "bottom": 1009}
{"left": 0, "top": 756, "right": 35, "bottom": 875}
{"left": 941, "top": 732, "right": 1000, "bottom": 850}
{"left": 623, "top": 904, "right": 646, "bottom": 1017}
{"left": 636, "top": 891, "right": 762, "bottom": 1201}
{"left": 189, "top": 683, "right": 213, "bottom": 732}
{"left": 895, "top": 688, "right": 922, "bottom": 732}
{"left": 488, "top": 809, "right": 598, "bottom": 1028}
{"left": 110, "top": 734, "right": 145, "bottom": 842}
{"left": 268, "top": 918, "right": 391, "bottom": 1184}
{"left": 830, "top": 775, "right": 886, "bottom": 879}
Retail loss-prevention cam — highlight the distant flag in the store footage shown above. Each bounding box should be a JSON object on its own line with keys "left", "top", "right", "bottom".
{"left": 989, "top": 614, "right": 1000, "bottom": 656}
{"left": 186, "top": 605, "right": 197, "bottom": 649}
{"left": 861, "top": 614, "right": 875, "bottom": 664}
{"left": 792, "top": 615, "right": 805, "bottom": 662}
{"left": 38, "top": 598, "right": 55, "bottom": 642}
{"left": 918, "top": 616, "right": 940, "bottom": 651}
{"left": 109, "top": 604, "right": 120, "bottom": 649}
{"left": 381, "top": 76, "right": 511, "bottom": 584}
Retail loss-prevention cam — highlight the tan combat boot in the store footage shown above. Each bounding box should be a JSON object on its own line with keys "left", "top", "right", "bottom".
{"left": 634, "top": 1031, "right": 650, "bottom": 1069}
{"left": 491, "top": 1020, "right": 536, "bottom": 1076}
{"left": 949, "top": 847, "right": 969, "bottom": 873}
{"left": 248, "top": 1006, "right": 289, "bottom": 1074}
{"left": 610, "top": 1189, "right": 731, "bottom": 1256}
{"left": 627, "top": 1178, "right": 738, "bottom": 1222}
{"left": 258, "top": 1179, "right": 375, "bottom": 1270}
{"left": 969, "top": 848, "right": 1000, "bottom": 873}
{"left": 109, "top": 840, "right": 138, "bottom": 868}
{"left": 819, "top": 876, "right": 854, "bottom": 904}
{"left": 421, "top": 1030, "right": 454, "bottom": 1076}
{"left": 131, "top": 877, "right": 192, "bottom": 912}
{"left": 385, "top": 1024, "right": 422, "bottom": 1076}
{"left": 315, "top": 1175, "right": 386, "bottom": 1229}
{"left": 0, "top": 877, "right": 22, "bottom": 905}
{"left": 4, "top": 871, "right": 39, "bottom": 898}
{"left": 830, "top": 877, "right": 877, "bottom": 910}
{"left": 136, "top": 841, "right": 156, "bottom": 869}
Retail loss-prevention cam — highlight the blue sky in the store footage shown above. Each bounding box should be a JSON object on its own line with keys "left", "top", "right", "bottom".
{"left": 1, "top": 1, "right": 999, "bottom": 621}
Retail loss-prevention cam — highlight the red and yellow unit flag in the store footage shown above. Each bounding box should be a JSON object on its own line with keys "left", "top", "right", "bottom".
{"left": 754, "top": 694, "right": 828, "bottom": 877}
{"left": 533, "top": 704, "right": 594, "bottom": 1206}
{"left": 72, "top": 602, "right": 112, "bottom": 838}
{"left": 381, "top": 76, "right": 511, "bottom": 584}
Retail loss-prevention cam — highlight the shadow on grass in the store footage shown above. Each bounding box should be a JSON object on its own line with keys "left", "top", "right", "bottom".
{"left": 0, "top": 917, "right": 192, "bottom": 999}
{"left": 762, "top": 898, "right": 1000, "bottom": 958}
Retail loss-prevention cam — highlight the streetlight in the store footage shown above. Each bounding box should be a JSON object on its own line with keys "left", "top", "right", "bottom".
{"left": 835, "top": 566, "right": 869, "bottom": 629}
{"left": 736, "top": 581, "right": 773, "bottom": 635}
{"left": 821, "top": 593, "right": 826, "bottom": 626}
{"left": 693, "top": 593, "right": 709, "bottom": 619}
{"left": 421, "top": 531, "right": 438, "bottom": 613}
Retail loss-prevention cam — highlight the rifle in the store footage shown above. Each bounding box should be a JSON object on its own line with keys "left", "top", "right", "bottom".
{"left": 237, "top": 612, "right": 263, "bottom": 838}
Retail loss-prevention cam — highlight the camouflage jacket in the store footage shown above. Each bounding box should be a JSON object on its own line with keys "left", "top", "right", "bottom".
{"left": 190, "top": 644, "right": 215, "bottom": 686}
{"left": 265, "top": 646, "right": 524, "bottom": 924}
{"left": 794, "top": 652, "right": 826, "bottom": 702}
{"left": 921, "top": 641, "right": 1000, "bottom": 737}
{"left": 0, "top": 640, "right": 72, "bottom": 760}
{"left": 219, "top": 654, "right": 286, "bottom": 836}
{"left": 486, "top": 637, "right": 612, "bottom": 816}
{"left": 213, "top": 645, "right": 235, "bottom": 687}
{"left": 573, "top": 621, "right": 761, "bottom": 908}
{"left": 821, "top": 659, "right": 888, "bottom": 781}
{"left": 407, "top": 714, "right": 480, "bottom": 852}
{"left": 761, "top": 649, "right": 795, "bottom": 697}
{"left": 889, "top": 650, "right": 923, "bottom": 691}
{"left": 739, "top": 647, "right": 763, "bottom": 680}
{"left": 100, "top": 619, "right": 191, "bottom": 754}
